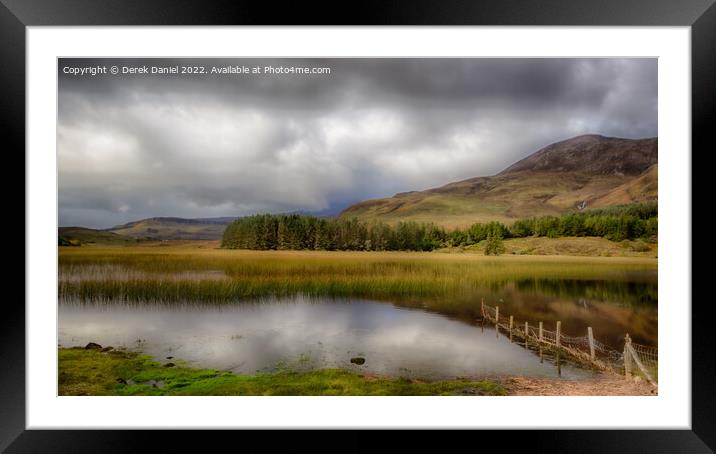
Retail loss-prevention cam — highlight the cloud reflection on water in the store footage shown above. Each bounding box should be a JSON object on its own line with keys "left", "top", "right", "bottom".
{"left": 59, "top": 296, "right": 594, "bottom": 379}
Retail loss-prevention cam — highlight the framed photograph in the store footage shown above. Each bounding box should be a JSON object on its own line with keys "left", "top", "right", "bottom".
{"left": 7, "top": 0, "right": 712, "bottom": 450}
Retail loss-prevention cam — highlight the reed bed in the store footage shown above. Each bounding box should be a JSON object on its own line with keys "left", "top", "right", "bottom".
{"left": 59, "top": 245, "right": 657, "bottom": 304}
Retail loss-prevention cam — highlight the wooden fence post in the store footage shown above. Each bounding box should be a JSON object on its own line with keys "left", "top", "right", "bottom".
{"left": 539, "top": 322, "right": 543, "bottom": 342}
{"left": 627, "top": 341, "right": 657, "bottom": 387}
{"left": 524, "top": 321, "right": 529, "bottom": 348}
{"left": 587, "top": 327, "right": 595, "bottom": 361}
{"left": 538, "top": 321, "right": 544, "bottom": 363}
{"left": 555, "top": 321, "right": 562, "bottom": 376}
{"left": 624, "top": 334, "right": 632, "bottom": 378}
{"left": 495, "top": 306, "right": 499, "bottom": 337}
{"left": 556, "top": 321, "right": 561, "bottom": 348}
{"left": 509, "top": 315, "right": 514, "bottom": 342}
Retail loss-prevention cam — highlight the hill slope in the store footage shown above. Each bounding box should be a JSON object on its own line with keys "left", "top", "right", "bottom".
{"left": 589, "top": 164, "right": 658, "bottom": 208}
{"left": 340, "top": 135, "right": 657, "bottom": 228}
{"left": 59, "top": 227, "right": 138, "bottom": 246}
{"left": 108, "top": 217, "right": 235, "bottom": 240}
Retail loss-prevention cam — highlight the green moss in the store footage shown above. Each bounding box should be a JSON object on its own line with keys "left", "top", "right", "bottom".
{"left": 58, "top": 348, "right": 506, "bottom": 396}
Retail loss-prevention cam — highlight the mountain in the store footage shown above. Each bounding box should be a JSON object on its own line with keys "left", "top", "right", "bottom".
{"left": 59, "top": 227, "right": 138, "bottom": 245}
{"left": 589, "top": 163, "right": 658, "bottom": 208}
{"left": 108, "top": 217, "right": 236, "bottom": 240}
{"left": 340, "top": 135, "right": 657, "bottom": 228}
{"left": 499, "top": 134, "right": 657, "bottom": 176}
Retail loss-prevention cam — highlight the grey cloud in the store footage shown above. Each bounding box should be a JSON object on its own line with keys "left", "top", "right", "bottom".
{"left": 58, "top": 58, "right": 657, "bottom": 228}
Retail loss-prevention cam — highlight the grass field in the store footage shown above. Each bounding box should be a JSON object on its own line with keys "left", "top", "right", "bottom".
{"left": 450, "top": 236, "right": 657, "bottom": 258}
{"left": 59, "top": 241, "right": 657, "bottom": 305}
{"left": 59, "top": 347, "right": 506, "bottom": 396}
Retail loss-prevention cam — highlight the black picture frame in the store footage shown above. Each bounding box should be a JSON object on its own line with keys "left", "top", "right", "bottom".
{"left": 5, "top": 0, "right": 713, "bottom": 451}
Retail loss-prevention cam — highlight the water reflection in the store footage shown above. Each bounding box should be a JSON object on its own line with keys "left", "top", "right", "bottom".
{"left": 514, "top": 277, "right": 657, "bottom": 306}
{"left": 59, "top": 297, "right": 594, "bottom": 380}
{"left": 401, "top": 276, "right": 657, "bottom": 349}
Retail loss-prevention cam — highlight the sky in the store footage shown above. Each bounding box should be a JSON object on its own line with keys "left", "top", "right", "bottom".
{"left": 58, "top": 58, "right": 657, "bottom": 229}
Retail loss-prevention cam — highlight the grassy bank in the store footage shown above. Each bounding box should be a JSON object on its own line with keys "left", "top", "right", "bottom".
{"left": 449, "top": 236, "right": 657, "bottom": 258}
{"left": 58, "top": 347, "right": 506, "bottom": 396}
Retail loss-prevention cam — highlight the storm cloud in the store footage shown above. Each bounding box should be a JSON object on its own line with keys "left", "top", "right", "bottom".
{"left": 58, "top": 58, "right": 657, "bottom": 228}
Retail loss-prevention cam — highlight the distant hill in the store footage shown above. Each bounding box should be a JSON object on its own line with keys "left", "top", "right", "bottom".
{"left": 340, "top": 135, "right": 657, "bottom": 228}
{"left": 58, "top": 227, "right": 138, "bottom": 246}
{"left": 108, "top": 217, "right": 235, "bottom": 240}
{"left": 589, "top": 164, "right": 658, "bottom": 208}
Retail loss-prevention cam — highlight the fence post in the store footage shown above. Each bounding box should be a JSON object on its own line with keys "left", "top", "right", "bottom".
{"left": 627, "top": 341, "right": 657, "bottom": 387}
{"left": 556, "top": 321, "right": 561, "bottom": 348}
{"left": 539, "top": 322, "right": 543, "bottom": 342}
{"left": 509, "top": 316, "right": 514, "bottom": 342}
{"left": 587, "top": 327, "right": 595, "bottom": 361}
{"left": 538, "top": 321, "right": 544, "bottom": 362}
{"left": 524, "top": 321, "right": 529, "bottom": 348}
{"left": 624, "top": 334, "right": 632, "bottom": 378}
{"left": 555, "top": 321, "right": 562, "bottom": 376}
{"left": 495, "top": 306, "right": 499, "bottom": 337}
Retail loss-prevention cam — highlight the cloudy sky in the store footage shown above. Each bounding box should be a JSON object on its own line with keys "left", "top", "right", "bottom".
{"left": 58, "top": 58, "right": 657, "bottom": 228}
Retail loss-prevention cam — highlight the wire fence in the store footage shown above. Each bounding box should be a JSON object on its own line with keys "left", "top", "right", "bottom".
{"left": 630, "top": 342, "right": 658, "bottom": 370}
{"left": 625, "top": 337, "right": 658, "bottom": 386}
{"left": 480, "top": 301, "right": 657, "bottom": 385}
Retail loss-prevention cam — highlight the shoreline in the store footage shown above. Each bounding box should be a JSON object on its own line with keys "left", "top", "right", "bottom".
{"left": 497, "top": 376, "right": 656, "bottom": 396}
{"left": 58, "top": 347, "right": 654, "bottom": 396}
{"left": 61, "top": 237, "right": 658, "bottom": 260}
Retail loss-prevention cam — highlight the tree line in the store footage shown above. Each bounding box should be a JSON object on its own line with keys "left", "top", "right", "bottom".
{"left": 221, "top": 202, "right": 657, "bottom": 252}
{"left": 221, "top": 214, "right": 445, "bottom": 251}
{"left": 508, "top": 202, "right": 657, "bottom": 242}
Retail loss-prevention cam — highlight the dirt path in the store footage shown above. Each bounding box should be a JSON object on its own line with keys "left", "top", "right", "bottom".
{"left": 497, "top": 375, "right": 657, "bottom": 396}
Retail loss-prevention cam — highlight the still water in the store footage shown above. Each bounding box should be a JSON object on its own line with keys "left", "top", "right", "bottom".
{"left": 454, "top": 275, "right": 657, "bottom": 349}
{"left": 59, "top": 297, "right": 596, "bottom": 380}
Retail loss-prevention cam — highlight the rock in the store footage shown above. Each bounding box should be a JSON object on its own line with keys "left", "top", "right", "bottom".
{"left": 165, "top": 356, "right": 174, "bottom": 360}
{"left": 101, "top": 346, "right": 114, "bottom": 352}
{"left": 163, "top": 362, "right": 176, "bottom": 368}
{"left": 84, "top": 342, "right": 102, "bottom": 350}
{"left": 454, "top": 387, "right": 489, "bottom": 396}
{"left": 350, "top": 357, "right": 366, "bottom": 365}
